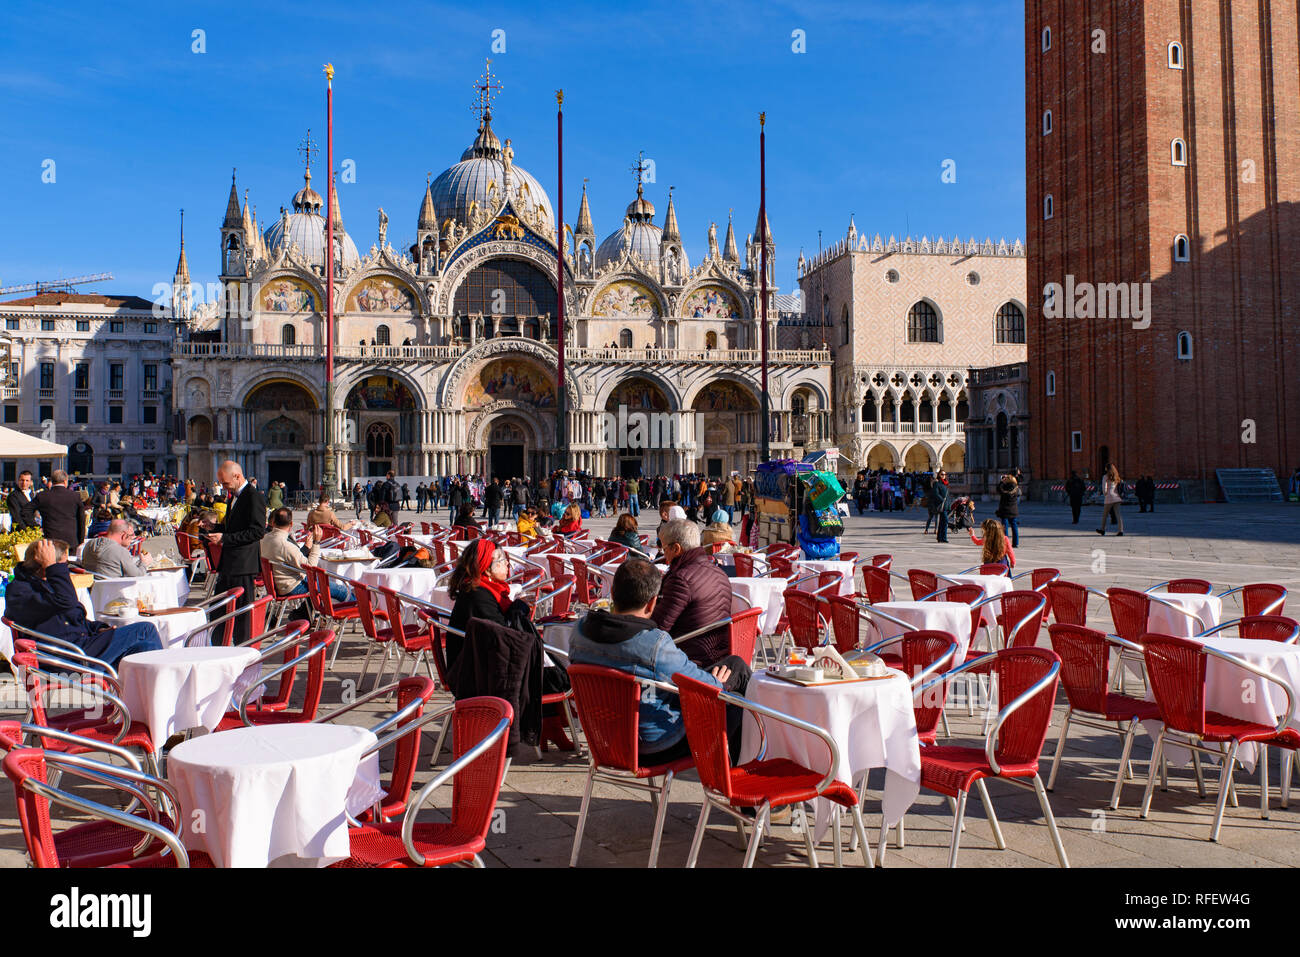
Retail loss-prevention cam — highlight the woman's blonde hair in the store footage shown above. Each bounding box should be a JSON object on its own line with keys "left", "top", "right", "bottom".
{"left": 564, "top": 504, "right": 582, "bottom": 523}
{"left": 980, "top": 519, "right": 1008, "bottom": 564}
{"left": 1107, "top": 463, "right": 1121, "bottom": 484}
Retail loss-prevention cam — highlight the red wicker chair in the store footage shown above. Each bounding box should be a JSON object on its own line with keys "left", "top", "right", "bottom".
{"left": 567, "top": 664, "right": 696, "bottom": 867}
{"left": 859, "top": 565, "right": 894, "bottom": 604}
{"left": 1046, "top": 624, "right": 1160, "bottom": 808}
{"left": 213, "top": 628, "right": 337, "bottom": 730}
{"left": 330, "top": 696, "right": 513, "bottom": 868}
{"left": 3, "top": 745, "right": 211, "bottom": 867}
{"left": 674, "top": 672, "right": 874, "bottom": 868}
{"left": 1139, "top": 632, "right": 1300, "bottom": 840}
{"left": 782, "top": 589, "right": 826, "bottom": 648}
{"left": 1196, "top": 615, "right": 1299, "bottom": 644}
{"left": 990, "top": 590, "right": 1048, "bottom": 650}
{"left": 1044, "top": 579, "right": 1107, "bottom": 627}
{"left": 908, "top": 569, "right": 939, "bottom": 601}
{"left": 1217, "top": 583, "right": 1287, "bottom": 618}
{"left": 1145, "top": 578, "right": 1214, "bottom": 595}
{"left": 903, "top": 647, "right": 1069, "bottom": 867}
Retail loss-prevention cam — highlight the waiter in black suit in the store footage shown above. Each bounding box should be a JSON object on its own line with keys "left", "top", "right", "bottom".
{"left": 34, "top": 469, "right": 85, "bottom": 546}
{"left": 207, "top": 460, "right": 266, "bottom": 645}
{"left": 7, "top": 470, "right": 39, "bottom": 530}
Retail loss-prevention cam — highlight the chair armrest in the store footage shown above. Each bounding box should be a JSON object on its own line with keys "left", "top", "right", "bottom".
{"left": 981, "top": 659, "right": 1061, "bottom": 775}
{"left": 1201, "top": 645, "right": 1296, "bottom": 736}
{"left": 319, "top": 680, "right": 411, "bottom": 723}
{"left": 44, "top": 750, "right": 183, "bottom": 833}
{"left": 236, "top": 640, "right": 330, "bottom": 724}
{"left": 20, "top": 722, "right": 142, "bottom": 773}
{"left": 362, "top": 703, "right": 455, "bottom": 758}
{"left": 906, "top": 642, "right": 959, "bottom": 690}
{"left": 673, "top": 617, "right": 735, "bottom": 646}
{"left": 21, "top": 777, "right": 189, "bottom": 866}
{"left": 718, "top": 690, "right": 838, "bottom": 793}
{"left": 400, "top": 714, "right": 512, "bottom": 866}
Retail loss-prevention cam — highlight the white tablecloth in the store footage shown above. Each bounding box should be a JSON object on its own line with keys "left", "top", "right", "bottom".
{"left": 0, "top": 514, "right": 10, "bottom": 532}
{"left": 740, "top": 671, "right": 920, "bottom": 840}
{"left": 319, "top": 556, "right": 381, "bottom": 583}
{"left": 119, "top": 646, "right": 261, "bottom": 750}
{"left": 870, "top": 601, "right": 974, "bottom": 663}
{"left": 0, "top": 589, "right": 96, "bottom": 660}
{"left": 795, "top": 560, "right": 856, "bottom": 597}
{"left": 940, "top": 573, "right": 1013, "bottom": 627}
{"left": 168, "top": 723, "right": 383, "bottom": 868}
{"left": 140, "top": 507, "right": 175, "bottom": 524}
{"left": 99, "top": 609, "right": 208, "bottom": 648}
{"left": 1148, "top": 591, "right": 1222, "bottom": 638}
{"left": 90, "top": 569, "right": 189, "bottom": 617}
{"left": 730, "top": 577, "right": 790, "bottom": 635}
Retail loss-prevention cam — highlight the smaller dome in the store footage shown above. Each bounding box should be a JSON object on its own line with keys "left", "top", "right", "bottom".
{"left": 596, "top": 220, "right": 662, "bottom": 269}
{"left": 264, "top": 212, "right": 360, "bottom": 269}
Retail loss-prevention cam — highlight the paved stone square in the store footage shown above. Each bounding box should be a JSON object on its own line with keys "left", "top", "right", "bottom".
{"left": 4, "top": 500, "right": 1299, "bottom": 868}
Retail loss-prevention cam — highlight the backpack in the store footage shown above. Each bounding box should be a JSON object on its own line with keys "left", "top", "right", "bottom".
{"left": 385, "top": 481, "right": 400, "bottom": 505}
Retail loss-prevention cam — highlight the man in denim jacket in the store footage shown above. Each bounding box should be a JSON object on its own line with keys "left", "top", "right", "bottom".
{"left": 570, "top": 558, "right": 750, "bottom": 764}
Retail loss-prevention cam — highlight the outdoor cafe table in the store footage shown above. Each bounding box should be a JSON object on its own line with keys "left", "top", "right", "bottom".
{"left": 118, "top": 645, "right": 261, "bottom": 750}
{"left": 359, "top": 567, "right": 444, "bottom": 624}
{"left": 319, "top": 553, "right": 381, "bottom": 583}
{"left": 1143, "top": 635, "right": 1300, "bottom": 773}
{"left": 739, "top": 670, "right": 921, "bottom": 842}
{"left": 167, "top": 723, "right": 383, "bottom": 868}
{"left": 99, "top": 608, "right": 209, "bottom": 648}
{"left": 1147, "top": 591, "right": 1223, "bottom": 638}
{"left": 794, "top": 559, "right": 856, "bottom": 596}
{"left": 90, "top": 568, "right": 190, "bottom": 617}
{"left": 939, "top": 573, "right": 1013, "bottom": 627}
{"left": 730, "top": 577, "right": 790, "bottom": 635}
{"left": 0, "top": 589, "right": 95, "bottom": 660}
{"left": 868, "top": 601, "right": 975, "bottom": 662}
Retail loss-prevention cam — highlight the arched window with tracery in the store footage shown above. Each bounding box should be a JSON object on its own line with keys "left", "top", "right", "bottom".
{"left": 907, "top": 301, "right": 939, "bottom": 343}
{"left": 366, "top": 422, "right": 394, "bottom": 459}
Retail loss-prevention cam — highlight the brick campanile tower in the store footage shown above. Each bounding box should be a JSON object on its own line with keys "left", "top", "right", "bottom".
{"left": 1025, "top": 0, "right": 1300, "bottom": 494}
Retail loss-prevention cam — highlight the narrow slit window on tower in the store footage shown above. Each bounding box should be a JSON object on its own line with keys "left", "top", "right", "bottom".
{"left": 1174, "top": 234, "right": 1190, "bottom": 262}
{"left": 1046, "top": 371, "right": 1056, "bottom": 396}
{"left": 1042, "top": 26, "right": 1051, "bottom": 52}
{"left": 1042, "top": 110, "right": 1053, "bottom": 135}
{"left": 1044, "top": 194, "right": 1054, "bottom": 220}
{"left": 1168, "top": 41, "right": 1184, "bottom": 69}
{"left": 1177, "top": 331, "right": 1193, "bottom": 359}
{"left": 1171, "top": 138, "right": 1187, "bottom": 166}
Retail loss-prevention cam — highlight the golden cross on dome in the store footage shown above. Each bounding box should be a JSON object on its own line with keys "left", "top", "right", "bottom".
{"left": 298, "top": 129, "right": 318, "bottom": 172}
{"left": 472, "top": 58, "right": 502, "bottom": 119}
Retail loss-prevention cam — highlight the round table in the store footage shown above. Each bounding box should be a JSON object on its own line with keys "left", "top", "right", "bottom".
{"left": 730, "top": 577, "right": 790, "bottom": 635}
{"left": 739, "top": 670, "right": 920, "bottom": 841}
{"left": 1148, "top": 591, "right": 1222, "bottom": 638}
{"left": 167, "top": 723, "right": 383, "bottom": 868}
{"left": 1145, "top": 636, "right": 1300, "bottom": 773}
{"left": 869, "top": 601, "right": 974, "bottom": 663}
{"left": 795, "top": 560, "right": 856, "bottom": 597}
{"left": 319, "top": 554, "right": 380, "bottom": 583}
{"left": 119, "top": 646, "right": 261, "bottom": 750}
{"left": 99, "top": 608, "right": 209, "bottom": 648}
{"left": 0, "top": 590, "right": 95, "bottom": 660}
{"left": 940, "top": 573, "right": 1014, "bottom": 627}
{"left": 90, "top": 569, "right": 189, "bottom": 617}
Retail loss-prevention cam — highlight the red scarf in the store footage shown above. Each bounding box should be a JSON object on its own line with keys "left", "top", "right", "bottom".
{"left": 474, "top": 540, "right": 513, "bottom": 611}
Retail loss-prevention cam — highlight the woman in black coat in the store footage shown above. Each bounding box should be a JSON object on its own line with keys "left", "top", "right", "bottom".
{"left": 446, "top": 539, "right": 515, "bottom": 664}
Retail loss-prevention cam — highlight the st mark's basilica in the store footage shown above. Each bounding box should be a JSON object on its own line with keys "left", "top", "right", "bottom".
{"left": 170, "top": 64, "right": 834, "bottom": 491}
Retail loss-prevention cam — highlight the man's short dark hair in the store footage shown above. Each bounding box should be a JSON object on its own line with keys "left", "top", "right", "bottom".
{"left": 272, "top": 507, "right": 294, "bottom": 528}
{"left": 611, "top": 558, "right": 662, "bottom": 613}
{"left": 18, "top": 470, "right": 30, "bottom": 479}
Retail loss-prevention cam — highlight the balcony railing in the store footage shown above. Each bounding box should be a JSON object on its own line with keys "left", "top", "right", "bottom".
{"left": 2, "top": 387, "right": 18, "bottom": 399}
{"left": 38, "top": 388, "right": 54, "bottom": 400}
{"left": 861, "top": 421, "right": 963, "bottom": 436}
{"left": 173, "top": 340, "right": 833, "bottom": 365}
{"left": 72, "top": 389, "right": 90, "bottom": 400}
{"left": 108, "top": 389, "right": 124, "bottom": 400}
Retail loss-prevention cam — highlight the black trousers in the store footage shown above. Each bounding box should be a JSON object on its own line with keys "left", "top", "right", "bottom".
{"left": 1069, "top": 499, "right": 1082, "bottom": 523}
{"left": 215, "top": 572, "right": 257, "bottom": 646}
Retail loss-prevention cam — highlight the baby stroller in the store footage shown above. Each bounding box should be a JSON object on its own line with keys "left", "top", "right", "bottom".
{"left": 947, "top": 495, "right": 976, "bottom": 531}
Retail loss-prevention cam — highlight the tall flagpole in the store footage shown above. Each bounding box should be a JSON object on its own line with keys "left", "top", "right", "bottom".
{"left": 555, "top": 89, "right": 567, "bottom": 474}
{"left": 759, "top": 111, "right": 770, "bottom": 463}
{"left": 323, "top": 63, "right": 338, "bottom": 496}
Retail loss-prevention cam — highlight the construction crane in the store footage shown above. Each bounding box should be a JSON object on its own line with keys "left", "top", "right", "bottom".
{"left": 0, "top": 272, "right": 114, "bottom": 297}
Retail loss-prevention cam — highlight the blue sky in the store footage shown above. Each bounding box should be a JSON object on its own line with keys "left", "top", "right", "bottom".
{"left": 0, "top": 0, "right": 1025, "bottom": 300}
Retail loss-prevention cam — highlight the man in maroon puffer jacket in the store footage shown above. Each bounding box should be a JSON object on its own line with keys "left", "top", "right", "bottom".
{"left": 652, "top": 519, "right": 736, "bottom": 669}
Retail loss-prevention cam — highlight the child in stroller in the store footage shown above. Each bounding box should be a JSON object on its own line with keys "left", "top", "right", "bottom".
{"left": 948, "top": 495, "right": 976, "bottom": 531}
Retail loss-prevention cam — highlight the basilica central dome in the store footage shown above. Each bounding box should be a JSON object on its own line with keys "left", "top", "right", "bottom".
{"left": 262, "top": 168, "right": 360, "bottom": 269}
{"left": 428, "top": 111, "right": 554, "bottom": 234}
